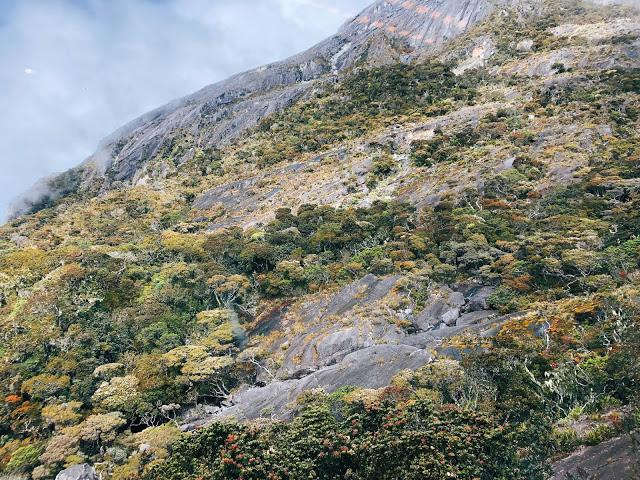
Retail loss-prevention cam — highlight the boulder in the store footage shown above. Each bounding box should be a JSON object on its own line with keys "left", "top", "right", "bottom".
{"left": 453, "top": 36, "right": 496, "bottom": 74}
{"left": 413, "top": 287, "right": 465, "bottom": 331}
{"left": 456, "top": 310, "right": 497, "bottom": 327}
{"left": 55, "top": 464, "right": 97, "bottom": 480}
{"left": 516, "top": 38, "right": 535, "bottom": 52}
{"left": 464, "top": 286, "right": 496, "bottom": 312}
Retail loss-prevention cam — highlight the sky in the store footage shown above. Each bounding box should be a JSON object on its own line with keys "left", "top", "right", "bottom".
{"left": 0, "top": 0, "right": 372, "bottom": 221}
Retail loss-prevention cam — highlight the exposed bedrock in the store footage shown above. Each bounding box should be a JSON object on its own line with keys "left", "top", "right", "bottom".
{"left": 181, "top": 274, "right": 504, "bottom": 428}
{"left": 551, "top": 432, "right": 640, "bottom": 480}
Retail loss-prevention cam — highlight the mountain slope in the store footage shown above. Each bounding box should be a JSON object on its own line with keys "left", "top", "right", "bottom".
{"left": 8, "top": 0, "right": 521, "bottom": 220}
{"left": 1, "top": 1, "right": 640, "bottom": 479}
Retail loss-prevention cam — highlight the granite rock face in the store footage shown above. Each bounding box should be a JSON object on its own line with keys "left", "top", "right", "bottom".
{"left": 591, "top": 0, "right": 640, "bottom": 5}
{"left": 180, "top": 274, "right": 504, "bottom": 428}
{"left": 9, "top": 0, "right": 519, "bottom": 220}
{"left": 201, "top": 344, "right": 434, "bottom": 423}
{"left": 339, "top": 0, "right": 494, "bottom": 50}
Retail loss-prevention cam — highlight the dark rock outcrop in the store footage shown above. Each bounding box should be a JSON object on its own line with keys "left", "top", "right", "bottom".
{"left": 551, "top": 432, "right": 640, "bottom": 480}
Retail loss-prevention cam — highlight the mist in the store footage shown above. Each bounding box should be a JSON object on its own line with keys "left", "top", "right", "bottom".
{"left": 0, "top": 0, "right": 371, "bottom": 221}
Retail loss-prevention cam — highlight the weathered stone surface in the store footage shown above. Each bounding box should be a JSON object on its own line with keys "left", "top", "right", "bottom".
{"left": 341, "top": 0, "right": 495, "bottom": 51}
{"left": 54, "top": 464, "right": 97, "bottom": 480}
{"left": 8, "top": 233, "right": 30, "bottom": 247}
{"left": 516, "top": 38, "right": 535, "bottom": 52}
{"left": 551, "top": 432, "right": 640, "bottom": 480}
{"left": 187, "top": 345, "right": 433, "bottom": 425}
{"left": 551, "top": 18, "right": 640, "bottom": 42}
{"left": 498, "top": 39, "right": 640, "bottom": 78}
{"left": 179, "top": 274, "right": 505, "bottom": 427}
{"left": 190, "top": 102, "right": 509, "bottom": 232}
{"left": 413, "top": 286, "right": 465, "bottom": 331}
{"left": 274, "top": 274, "right": 407, "bottom": 380}
{"left": 453, "top": 36, "right": 496, "bottom": 74}
{"left": 590, "top": 0, "right": 640, "bottom": 6}
{"left": 456, "top": 310, "right": 497, "bottom": 327}
{"left": 462, "top": 285, "right": 496, "bottom": 312}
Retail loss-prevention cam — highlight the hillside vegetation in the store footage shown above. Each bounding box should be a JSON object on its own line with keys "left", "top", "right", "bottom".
{"left": 1, "top": 1, "right": 640, "bottom": 479}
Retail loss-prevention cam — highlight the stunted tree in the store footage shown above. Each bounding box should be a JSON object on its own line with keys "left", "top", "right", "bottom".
{"left": 21, "top": 374, "right": 71, "bottom": 401}
{"left": 92, "top": 375, "right": 140, "bottom": 412}
{"left": 208, "top": 274, "right": 250, "bottom": 308}
{"left": 41, "top": 402, "right": 82, "bottom": 429}
{"left": 40, "top": 412, "right": 126, "bottom": 468}
{"left": 162, "top": 345, "right": 234, "bottom": 405}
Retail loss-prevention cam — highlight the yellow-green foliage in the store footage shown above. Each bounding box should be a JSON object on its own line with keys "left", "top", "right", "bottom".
{"left": 111, "top": 455, "right": 143, "bottom": 480}
{"left": 162, "top": 345, "right": 233, "bottom": 381}
{"left": 111, "top": 423, "right": 183, "bottom": 480}
{"left": 133, "top": 423, "right": 182, "bottom": 457}
{"left": 92, "top": 375, "right": 140, "bottom": 411}
{"left": 0, "top": 247, "right": 50, "bottom": 275}
{"left": 41, "top": 402, "right": 83, "bottom": 428}
{"left": 40, "top": 412, "right": 126, "bottom": 467}
{"left": 160, "top": 231, "right": 205, "bottom": 258}
{"left": 5, "top": 443, "right": 43, "bottom": 473}
{"left": 193, "top": 309, "right": 236, "bottom": 353}
{"left": 21, "top": 374, "right": 71, "bottom": 400}
{"left": 76, "top": 412, "right": 127, "bottom": 443}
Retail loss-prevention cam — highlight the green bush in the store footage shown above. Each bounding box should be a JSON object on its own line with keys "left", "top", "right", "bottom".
{"left": 487, "top": 286, "right": 521, "bottom": 313}
{"left": 5, "top": 444, "right": 43, "bottom": 473}
{"left": 410, "top": 127, "right": 479, "bottom": 167}
{"left": 145, "top": 399, "right": 543, "bottom": 480}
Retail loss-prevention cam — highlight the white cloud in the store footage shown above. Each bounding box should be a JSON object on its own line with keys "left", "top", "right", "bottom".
{"left": 276, "top": 0, "right": 365, "bottom": 29}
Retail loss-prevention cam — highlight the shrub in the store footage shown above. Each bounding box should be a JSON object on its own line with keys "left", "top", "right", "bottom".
{"left": 411, "top": 127, "right": 479, "bottom": 167}
{"left": 5, "top": 444, "right": 42, "bottom": 473}
{"left": 487, "top": 285, "right": 521, "bottom": 313}
{"left": 21, "top": 374, "right": 71, "bottom": 400}
{"left": 144, "top": 399, "right": 542, "bottom": 480}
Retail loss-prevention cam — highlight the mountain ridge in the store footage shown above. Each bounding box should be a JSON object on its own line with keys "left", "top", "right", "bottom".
{"left": 8, "top": 0, "right": 521, "bottom": 221}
